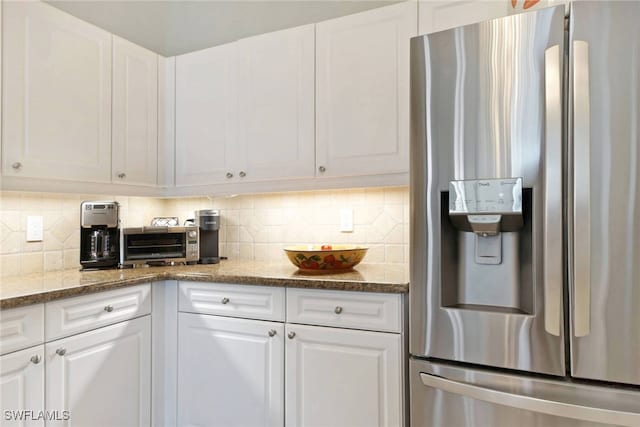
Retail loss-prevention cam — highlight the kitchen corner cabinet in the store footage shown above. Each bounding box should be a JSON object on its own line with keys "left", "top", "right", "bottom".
{"left": 46, "top": 316, "right": 151, "bottom": 427}
{"left": 177, "top": 313, "right": 285, "bottom": 427}
{"left": 315, "top": 2, "right": 417, "bottom": 178}
{"left": 175, "top": 42, "right": 239, "bottom": 186}
{"left": 0, "top": 346, "right": 45, "bottom": 427}
{"left": 285, "top": 324, "right": 402, "bottom": 427}
{"left": 2, "top": 1, "right": 112, "bottom": 183}
{"left": 112, "top": 36, "right": 159, "bottom": 186}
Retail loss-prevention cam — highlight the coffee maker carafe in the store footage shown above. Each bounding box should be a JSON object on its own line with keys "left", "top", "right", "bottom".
{"left": 196, "top": 209, "right": 220, "bottom": 264}
{"left": 80, "top": 201, "right": 120, "bottom": 270}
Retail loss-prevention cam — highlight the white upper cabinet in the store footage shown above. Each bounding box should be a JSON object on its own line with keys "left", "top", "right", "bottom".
{"left": 2, "top": 1, "right": 112, "bottom": 182}
{"left": 236, "top": 24, "right": 315, "bottom": 182}
{"left": 175, "top": 43, "right": 239, "bottom": 186}
{"left": 112, "top": 36, "right": 158, "bottom": 186}
{"left": 316, "top": 2, "right": 417, "bottom": 178}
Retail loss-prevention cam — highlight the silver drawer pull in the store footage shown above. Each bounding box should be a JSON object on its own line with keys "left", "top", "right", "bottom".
{"left": 12, "top": 162, "right": 22, "bottom": 170}
{"left": 56, "top": 348, "right": 66, "bottom": 356}
{"left": 221, "top": 297, "right": 230, "bottom": 305}
{"left": 268, "top": 329, "right": 277, "bottom": 337}
{"left": 30, "top": 355, "right": 41, "bottom": 364}
{"left": 287, "top": 331, "right": 296, "bottom": 339}
{"left": 334, "top": 306, "right": 343, "bottom": 314}
{"left": 104, "top": 305, "right": 114, "bottom": 312}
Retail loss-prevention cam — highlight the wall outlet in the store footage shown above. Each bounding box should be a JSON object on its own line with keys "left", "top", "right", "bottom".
{"left": 339, "top": 209, "right": 353, "bottom": 232}
{"left": 26, "top": 216, "right": 44, "bottom": 242}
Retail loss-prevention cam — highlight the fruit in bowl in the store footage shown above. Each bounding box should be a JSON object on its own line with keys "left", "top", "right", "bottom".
{"left": 284, "top": 245, "right": 368, "bottom": 274}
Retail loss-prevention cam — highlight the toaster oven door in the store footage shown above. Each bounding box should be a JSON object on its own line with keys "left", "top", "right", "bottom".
{"left": 124, "top": 231, "right": 187, "bottom": 262}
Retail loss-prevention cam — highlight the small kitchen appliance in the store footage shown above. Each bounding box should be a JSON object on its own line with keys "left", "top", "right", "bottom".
{"left": 196, "top": 209, "right": 220, "bottom": 264}
{"left": 121, "top": 226, "right": 199, "bottom": 267}
{"left": 80, "top": 201, "right": 120, "bottom": 270}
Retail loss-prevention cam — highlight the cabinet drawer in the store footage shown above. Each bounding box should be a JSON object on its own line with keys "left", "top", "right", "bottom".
{"left": 45, "top": 284, "right": 151, "bottom": 340}
{"left": 0, "top": 304, "right": 44, "bottom": 355}
{"left": 286, "top": 288, "right": 402, "bottom": 333}
{"left": 178, "top": 282, "right": 285, "bottom": 322}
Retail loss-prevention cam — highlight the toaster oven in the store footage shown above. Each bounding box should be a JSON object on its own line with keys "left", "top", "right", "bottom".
{"left": 121, "top": 226, "right": 199, "bottom": 267}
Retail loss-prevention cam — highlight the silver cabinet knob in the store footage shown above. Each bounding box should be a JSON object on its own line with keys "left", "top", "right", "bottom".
{"left": 239, "top": 171, "right": 246, "bottom": 178}
{"left": 30, "top": 355, "right": 41, "bottom": 364}
{"left": 268, "top": 329, "right": 277, "bottom": 337}
{"left": 56, "top": 348, "right": 66, "bottom": 356}
{"left": 104, "top": 305, "right": 114, "bottom": 312}
{"left": 12, "top": 162, "right": 22, "bottom": 170}
{"left": 318, "top": 166, "right": 326, "bottom": 173}
{"left": 226, "top": 172, "right": 233, "bottom": 179}
{"left": 117, "top": 172, "right": 126, "bottom": 179}
{"left": 287, "top": 331, "right": 296, "bottom": 339}
{"left": 334, "top": 306, "right": 343, "bottom": 314}
{"left": 221, "top": 297, "right": 230, "bottom": 304}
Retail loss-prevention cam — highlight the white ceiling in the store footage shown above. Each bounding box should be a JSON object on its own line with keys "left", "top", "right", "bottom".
{"left": 45, "top": 0, "right": 400, "bottom": 57}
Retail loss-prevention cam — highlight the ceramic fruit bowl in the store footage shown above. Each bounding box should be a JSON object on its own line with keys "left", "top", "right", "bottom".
{"left": 284, "top": 245, "right": 368, "bottom": 274}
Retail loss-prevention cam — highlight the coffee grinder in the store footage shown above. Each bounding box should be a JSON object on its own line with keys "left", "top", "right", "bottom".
{"left": 80, "top": 201, "right": 120, "bottom": 270}
{"left": 196, "top": 209, "right": 220, "bottom": 264}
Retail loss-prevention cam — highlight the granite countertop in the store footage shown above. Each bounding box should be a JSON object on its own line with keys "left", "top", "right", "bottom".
{"left": 0, "top": 261, "right": 409, "bottom": 309}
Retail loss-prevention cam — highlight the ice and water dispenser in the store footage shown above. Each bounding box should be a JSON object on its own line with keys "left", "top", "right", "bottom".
{"left": 441, "top": 177, "right": 533, "bottom": 314}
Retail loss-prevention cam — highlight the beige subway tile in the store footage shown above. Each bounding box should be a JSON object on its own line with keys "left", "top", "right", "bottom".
{"left": 238, "top": 244, "right": 254, "bottom": 260}
{"left": 63, "top": 249, "right": 81, "bottom": 270}
{"left": 20, "top": 193, "right": 44, "bottom": 211}
{"left": 0, "top": 193, "right": 22, "bottom": 210}
{"left": 21, "top": 253, "right": 43, "bottom": 275}
{"left": 21, "top": 240, "right": 44, "bottom": 253}
{"left": 1, "top": 211, "right": 21, "bottom": 231}
{"left": 238, "top": 226, "right": 254, "bottom": 243}
{"left": 383, "top": 187, "right": 405, "bottom": 204}
{"left": 364, "top": 245, "right": 385, "bottom": 263}
{"left": 64, "top": 230, "right": 81, "bottom": 250}
{"left": 1, "top": 254, "right": 21, "bottom": 277}
{"left": 44, "top": 251, "right": 63, "bottom": 272}
{"left": 226, "top": 226, "right": 240, "bottom": 243}
{"left": 44, "top": 231, "right": 64, "bottom": 251}
{"left": 384, "top": 224, "right": 404, "bottom": 244}
{"left": 385, "top": 245, "right": 405, "bottom": 264}
{"left": 364, "top": 188, "right": 385, "bottom": 205}
{"left": 1, "top": 232, "right": 22, "bottom": 254}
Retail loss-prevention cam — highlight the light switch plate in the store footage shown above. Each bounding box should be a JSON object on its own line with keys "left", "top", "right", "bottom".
{"left": 339, "top": 209, "right": 353, "bottom": 232}
{"left": 26, "top": 216, "right": 43, "bottom": 242}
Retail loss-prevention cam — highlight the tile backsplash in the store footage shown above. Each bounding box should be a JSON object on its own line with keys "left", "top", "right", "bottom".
{"left": 0, "top": 186, "right": 408, "bottom": 277}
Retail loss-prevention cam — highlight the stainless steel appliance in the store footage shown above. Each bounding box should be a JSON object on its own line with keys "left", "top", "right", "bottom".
{"left": 410, "top": 2, "right": 640, "bottom": 426}
{"left": 121, "top": 226, "right": 199, "bottom": 267}
{"left": 80, "top": 201, "right": 120, "bottom": 270}
{"left": 196, "top": 209, "right": 220, "bottom": 264}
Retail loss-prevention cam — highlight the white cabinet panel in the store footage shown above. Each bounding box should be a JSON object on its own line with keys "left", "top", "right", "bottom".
{"left": 0, "top": 345, "right": 45, "bottom": 427}
{"left": 237, "top": 24, "right": 315, "bottom": 182}
{"left": 286, "top": 288, "right": 402, "bottom": 333}
{"left": 45, "top": 284, "right": 151, "bottom": 341}
{"left": 0, "top": 304, "right": 44, "bottom": 355}
{"left": 285, "top": 323, "right": 402, "bottom": 427}
{"left": 2, "top": 1, "right": 112, "bottom": 182}
{"left": 112, "top": 35, "right": 158, "bottom": 186}
{"left": 178, "top": 281, "right": 285, "bottom": 322}
{"left": 46, "top": 316, "right": 151, "bottom": 427}
{"left": 175, "top": 43, "right": 239, "bottom": 186}
{"left": 178, "top": 313, "right": 284, "bottom": 427}
{"left": 316, "top": 2, "right": 416, "bottom": 178}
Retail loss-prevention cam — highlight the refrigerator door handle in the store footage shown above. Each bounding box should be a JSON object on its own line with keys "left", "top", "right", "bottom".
{"left": 572, "top": 40, "right": 591, "bottom": 337}
{"left": 420, "top": 373, "right": 640, "bottom": 427}
{"left": 543, "top": 44, "right": 563, "bottom": 336}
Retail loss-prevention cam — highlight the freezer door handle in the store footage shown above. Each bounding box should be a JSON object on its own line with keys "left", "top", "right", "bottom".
{"left": 543, "top": 44, "right": 563, "bottom": 336}
{"left": 572, "top": 40, "right": 591, "bottom": 337}
{"left": 420, "top": 372, "right": 640, "bottom": 426}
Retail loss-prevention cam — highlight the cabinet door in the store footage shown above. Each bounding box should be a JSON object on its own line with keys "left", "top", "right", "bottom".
{"left": 175, "top": 43, "right": 239, "bottom": 186}
{"left": 177, "top": 313, "right": 284, "bottom": 427}
{"left": 236, "top": 24, "right": 315, "bottom": 182}
{"left": 285, "top": 324, "right": 402, "bottom": 427}
{"left": 46, "top": 316, "right": 151, "bottom": 427}
{"left": 1, "top": 346, "right": 45, "bottom": 427}
{"left": 2, "top": 1, "right": 112, "bottom": 182}
{"left": 316, "top": 2, "right": 416, "bottom": 178}
{"left": 112, "top": 36, "right": 158, "bottom": 186}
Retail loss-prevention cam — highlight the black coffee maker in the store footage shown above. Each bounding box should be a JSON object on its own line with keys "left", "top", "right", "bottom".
{"left": 80, "top": 201, "right": 120, "bottom": 270}
{"left": 196, "top": 209, "right": 220, "bottom": 264}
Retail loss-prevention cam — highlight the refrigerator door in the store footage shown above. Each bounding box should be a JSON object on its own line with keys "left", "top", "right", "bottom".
{"left": 410, "top": 6, "right": 566, "bottom": 375}
{"left": 569, "top": 1, "right": 640, "bottom": 386}
{"left": 410, "top": 359, "right": 640, "bottom": 427}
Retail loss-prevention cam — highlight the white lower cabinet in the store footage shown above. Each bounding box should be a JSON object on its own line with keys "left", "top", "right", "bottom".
{"left": 0, "top": 345, "right": 45, "bottom": 427}
{"left": 45, "top": 316, "right": 151, "bottom": 427}
{"left": 177, "top": 312, "right": 284, "bottom": 427}
{"left": 284, "top": 323, "right": 402, "bottom": 427}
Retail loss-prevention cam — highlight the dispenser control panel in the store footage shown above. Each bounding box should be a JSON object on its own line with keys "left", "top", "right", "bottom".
{"left": 449, "top": 178, "right": 522, "bottom": 215}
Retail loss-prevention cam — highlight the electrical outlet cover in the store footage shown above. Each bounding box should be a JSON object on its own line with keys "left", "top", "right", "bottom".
{"left": 26, "top": 216, "right": 44, "bottom": 242}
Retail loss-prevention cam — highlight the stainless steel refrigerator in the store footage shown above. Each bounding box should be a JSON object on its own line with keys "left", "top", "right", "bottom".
{"left": 409, "top": 2, "right": 640, "bottom": 426}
